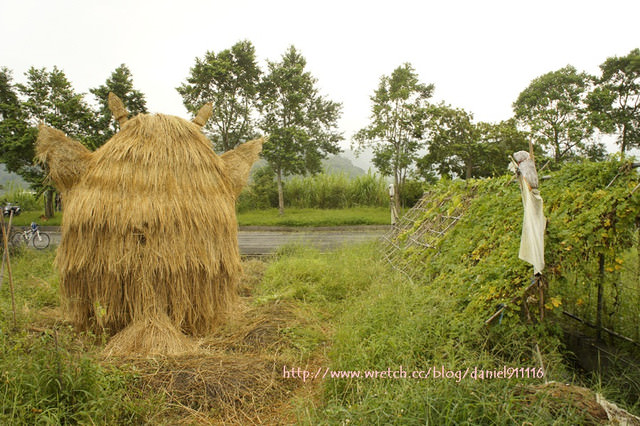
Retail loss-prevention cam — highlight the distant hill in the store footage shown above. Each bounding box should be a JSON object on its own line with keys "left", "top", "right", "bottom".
{"left": 340, "top": 148, "right": 377, "bottom": 173}
{"left": 249, "top": 154, "right": 369, "bottom": 180}
{"left": 322, "top": 155, "right": 366, "bottom": 177}
{"left": 0, "top": 164, "right": 29, "bottom": 193}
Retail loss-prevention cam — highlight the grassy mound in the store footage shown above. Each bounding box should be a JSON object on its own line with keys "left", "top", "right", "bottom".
{"left": 314, "top": 158, "right": 640, "bottom": 424}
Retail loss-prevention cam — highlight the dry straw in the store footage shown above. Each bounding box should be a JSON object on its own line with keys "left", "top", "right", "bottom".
{"left": 138, "top": 353, "right": 293, "bottom": 423}
{"left": 36, "top": 93, "right": 263, "bottom": 356}
{"left": 128, "top": 296, "right": 314, "bottom": 423}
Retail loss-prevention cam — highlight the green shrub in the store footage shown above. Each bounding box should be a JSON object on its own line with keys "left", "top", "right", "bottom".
{"left": 399, "top": 179, "right": 425, "bottom": 208}
{"left": 238, "top": 165, "right": 279, "bottom": 211}
{"left": 0, "top": 186, "right": 40, "bottom": 212}
{"left": 0, "top": 330, "right": 157, "bottom": 424}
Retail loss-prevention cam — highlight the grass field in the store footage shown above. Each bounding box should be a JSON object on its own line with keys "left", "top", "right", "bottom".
{"left": 237, "top": 207, "right": 391, "bottom": 226}
{"left": 8, "top": 207, "right": 391, "bottom": 228}
{"left": 6, "top": 211, "right": 62, "bottom": 227}
{"left": 2, "top": 242, "right": 636, "bottom": 424}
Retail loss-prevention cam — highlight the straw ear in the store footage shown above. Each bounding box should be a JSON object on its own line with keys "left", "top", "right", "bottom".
{"left": 108, "top": 92, "right": 128, "bottom": 126}
{"left": 220, "top": 137, "right": 264, "bottom": 197}
{"left": 192, "top": 103, "right": 213, "bottom": 127}
{"left": 35, "top": 124, "right": 93, "bottom": 193}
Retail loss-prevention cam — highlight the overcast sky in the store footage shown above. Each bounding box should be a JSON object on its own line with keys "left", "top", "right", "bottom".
{"left": 2, "top": 0, "right": 639, "bottom": 157}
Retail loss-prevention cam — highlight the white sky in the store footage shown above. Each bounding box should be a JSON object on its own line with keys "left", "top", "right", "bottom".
{"left": 1, "top": 0, "right": 639, "bottom": 157}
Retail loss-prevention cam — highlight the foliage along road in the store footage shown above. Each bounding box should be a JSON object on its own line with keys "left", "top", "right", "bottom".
{"left": 37, "top": 226, "right": 389, "bottom": 255}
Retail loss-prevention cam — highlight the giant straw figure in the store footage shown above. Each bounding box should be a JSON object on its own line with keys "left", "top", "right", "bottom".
{"left": 36, "top": 93, "right": 263, "bottom": 355}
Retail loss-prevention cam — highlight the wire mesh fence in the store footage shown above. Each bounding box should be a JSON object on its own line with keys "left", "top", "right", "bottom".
{"left": 380, "top": 190, "right": 474, "bottom": 284}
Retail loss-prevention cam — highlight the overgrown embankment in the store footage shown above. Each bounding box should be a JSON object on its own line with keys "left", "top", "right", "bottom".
{"left": 316, "top": 158, "right": 640, "bottom": 424}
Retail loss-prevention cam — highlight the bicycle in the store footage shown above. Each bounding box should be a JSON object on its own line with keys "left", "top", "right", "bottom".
{"left": 10, "top": 223, "right": 50, "bottom": 249}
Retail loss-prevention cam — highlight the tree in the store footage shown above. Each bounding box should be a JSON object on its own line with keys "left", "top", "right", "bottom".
{"left": 513, "top": 65, "right": 594, "bottom": 164}
{"left": 177, "top": 40, "right": 261, "bottom": 152}
{"left": 19, "top": 67, "right": 94, "bottom": 140}
{"left": 0, "top": 68, "right": 36, "bottom": 185}
{"left": 353, "top": 63, "right": 434, "bottom": 210}
{"left": 418, "top": 114, "right": 533, "bottom": 180}
{"left": 258, "top": 46, "right": 343, "bottom": 214}
{"left": 587, "top": 48, "right": 640, "bottom": 154}
{"left": 90, "top": 64, "right": 147, "bottom": 146}
{"left": 475, "top": 119, "right": 532, "bottom": 176}
{"left": 419, "top": 104, "right": 480, "bottom": 179}
{"left": 17, "top": 66, "right": 94, "bottom": 217}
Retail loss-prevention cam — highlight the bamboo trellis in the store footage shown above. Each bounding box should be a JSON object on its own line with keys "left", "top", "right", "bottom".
{"left": 380, "top": 191, "right": 473, "bottom": 283}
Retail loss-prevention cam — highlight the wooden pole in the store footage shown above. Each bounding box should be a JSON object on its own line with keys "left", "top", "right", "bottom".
{"left": 538, "top": 275, "right": 545, "bottom": 321}
{"left": 0, "top": 220, "right": 5, "bottom": 292}
{"left": 596, "top": 253, "right": 605, "bottom": 343}
{"left": 1, "top": 211, "right": 17, "bottom": 327}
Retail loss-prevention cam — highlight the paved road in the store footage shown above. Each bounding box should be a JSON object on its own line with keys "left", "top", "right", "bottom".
{"left": 238, "top": 227, "right": 387, "bottom": 255}
{"left": 36, "top": 226, "right": 389, "bottom": 255}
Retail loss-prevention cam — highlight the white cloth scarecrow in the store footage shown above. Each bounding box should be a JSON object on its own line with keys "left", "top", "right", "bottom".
{"left": 511, "top": 151, "right": 545, "bottom": 275}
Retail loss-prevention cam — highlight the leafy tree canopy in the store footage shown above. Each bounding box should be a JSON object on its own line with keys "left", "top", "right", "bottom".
{"left": 0, "top": 67, "right": 36, "bottom": 182}
{"left": 90, "top": 64, "right": 147, "bottom": 146}
{"left": 177, "top": 40, "right": 261, "bottom": 152}
{"left": 513, "top": 65, "right": 594, "bottom": 164}
{"left": 419, "top": 104, "right": 480, "bottom": 179}
{"left": 587, "top": 48, "right": 640, "bottom": 154}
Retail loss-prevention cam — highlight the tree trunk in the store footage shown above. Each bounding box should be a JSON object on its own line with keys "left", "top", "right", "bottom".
{"left": 44, "top": 189, "right": 54, "bottom": 218}
{"left": 465, "top": 161, "right": 473, "bottom": 180}
{"left": 394, "top": 175, "right": 401, "bottom": 214}
{"left": 554, "top": 133, "right": 561, "bottom": 163}
{"left": 276, "top": 168, "right": 285, "bottom": 216}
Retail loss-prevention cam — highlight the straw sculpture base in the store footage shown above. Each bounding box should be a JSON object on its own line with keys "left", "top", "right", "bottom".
{"left": 103, "top": 315, "right": 198, "bottom": 357}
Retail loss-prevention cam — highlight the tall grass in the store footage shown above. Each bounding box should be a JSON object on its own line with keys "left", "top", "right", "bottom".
{"left": 238, "top": 170, "right": 390, "bottom": 211}
{"left": 0, "top": 330, "right": 159, "bottom": 424}
{"left": 259, "top": 244, "right": 591, "bottom": 424}
{"left": 285, "top": 172, "right": 388, "bottom": 209}
{"left": 0, "top": 250, "right": 162, "bottom": 424}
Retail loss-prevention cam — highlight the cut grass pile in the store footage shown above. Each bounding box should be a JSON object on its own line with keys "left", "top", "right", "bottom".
{"left": 0, "top": 248, "right": 329, "bottom": 424}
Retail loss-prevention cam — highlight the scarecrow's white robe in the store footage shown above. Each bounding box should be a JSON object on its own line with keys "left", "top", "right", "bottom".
{"left": 518, "top": 176, "right": 545, "bottom": 274}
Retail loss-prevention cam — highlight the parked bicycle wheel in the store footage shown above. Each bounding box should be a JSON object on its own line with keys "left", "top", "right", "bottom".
{"left": 10, "top": 231, "right": 26, "bottom": 248}
{"left": 32, "top": 232, "right": 50, "bottom": 249}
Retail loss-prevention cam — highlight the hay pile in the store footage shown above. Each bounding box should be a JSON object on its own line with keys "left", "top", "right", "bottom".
{"left": 202, "top": 299, "right": 311, "bottom": 354}
{"left": 518, "top": 381, "right": 640, "bottom": 425}
{"left": 137, "top": 353, "right": 294, "bottom": 424}
{"left": 36, "top": 94, "right": 263, "bottom": 356}
{"left": 127, "top": 261, "right": 321, "bottom": 424}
